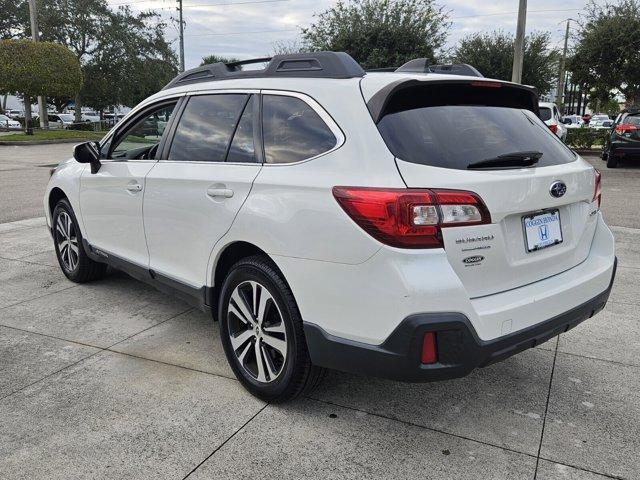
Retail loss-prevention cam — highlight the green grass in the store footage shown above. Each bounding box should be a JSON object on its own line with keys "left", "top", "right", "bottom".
{"left": 0, "top": 129, "right": 107, "bottom": 142}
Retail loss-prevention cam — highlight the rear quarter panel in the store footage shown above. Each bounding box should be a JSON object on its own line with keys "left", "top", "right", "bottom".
{"left": 207, "top": 81, "right": 405, "bottom": 286}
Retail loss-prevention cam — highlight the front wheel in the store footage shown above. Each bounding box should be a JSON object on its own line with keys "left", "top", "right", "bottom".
{"left": 606, "top": 155, "right": 619, "bottom": 168}
{"left": 52, "top": 198, "right": 107, "bottom": 282}
{"left": 218, "top": 255, "right": 324, "bottom": 402}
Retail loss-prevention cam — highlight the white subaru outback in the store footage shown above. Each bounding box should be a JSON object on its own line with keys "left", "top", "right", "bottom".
{"left": 44, "top": 52, "right": 616, "bottom": 402}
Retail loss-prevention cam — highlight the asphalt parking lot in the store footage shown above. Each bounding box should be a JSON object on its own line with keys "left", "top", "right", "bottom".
{"left": 1, "top": 144, "right": 639, "bottom": 479}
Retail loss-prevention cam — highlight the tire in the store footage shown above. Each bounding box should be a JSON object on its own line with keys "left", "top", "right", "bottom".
{"left": 52, "top": 198, "right": 107, "bottom": 282}
{"left": 601, "top": 151, "right": 608, "bottom": 162}
{"left": 606, "top": 155, "right": 618, "bottom": 168}
{"left": 218, "top": 255, "right": 325, "bottom": 402}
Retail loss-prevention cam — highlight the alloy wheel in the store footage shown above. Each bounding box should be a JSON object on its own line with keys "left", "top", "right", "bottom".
{"left": 227, "top": 280, "right": 287, "bottom": 383}
{"left": 55, "top": 211, "right": 79, "bottom": 271}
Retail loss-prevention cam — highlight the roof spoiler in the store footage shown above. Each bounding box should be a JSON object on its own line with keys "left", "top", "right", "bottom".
{"left": 163, "top": 51, "right": 365, "bottom": 90}
{"left": 395, "top": 58, "right": 484, "bottom": 77}
{"left": 367, "top": 78, "right": 539, "bottom": 124}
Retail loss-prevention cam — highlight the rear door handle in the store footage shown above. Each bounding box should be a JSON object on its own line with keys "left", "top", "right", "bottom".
{"left": 206, "top": 187, "right": 234, "bottom": 198}
{"left": 126, "top": 183, "right": 143, "bottom": 192}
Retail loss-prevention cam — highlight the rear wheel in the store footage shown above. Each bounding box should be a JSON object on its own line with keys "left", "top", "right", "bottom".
{"left": 52, "top": 198, "right": 107, "bottom": 282}
{"left": 606, "top": 155, "right": 618, "bottom": 168}
{"left": 218, "top": 255, "right": 324, "bottom": 402}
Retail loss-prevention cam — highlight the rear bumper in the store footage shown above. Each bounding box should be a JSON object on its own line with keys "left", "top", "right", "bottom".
{"left": 609, "top": 142, "right": 640, "bottom": 156}
{"left": 304, "top": 258, "right": 616, "bottom": 382}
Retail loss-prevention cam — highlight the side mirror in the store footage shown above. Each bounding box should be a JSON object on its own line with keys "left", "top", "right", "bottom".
{"left": 73, "top": 141, "right": 101, "bottom": 174}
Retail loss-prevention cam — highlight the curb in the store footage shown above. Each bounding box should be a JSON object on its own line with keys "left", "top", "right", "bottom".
{"left": 0, "top": 139, "right": 92, "bottom": 146}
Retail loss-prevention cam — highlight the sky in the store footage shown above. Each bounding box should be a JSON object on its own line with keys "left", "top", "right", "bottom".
{"left": 104, "top": 0, "right": 597, "bottom": 70}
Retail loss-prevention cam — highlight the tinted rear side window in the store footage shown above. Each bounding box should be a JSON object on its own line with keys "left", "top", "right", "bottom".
{"left": 377, "top": 105, "right": 576, "bottom": 170}
{"left": 262, "top": 95, "right": 336, "bottom": 164}
{"left": 169, "top": 94, "right": 247, "bottom": 162}
{"left": 539, "top": 107, "right": 552, "bottom": 121}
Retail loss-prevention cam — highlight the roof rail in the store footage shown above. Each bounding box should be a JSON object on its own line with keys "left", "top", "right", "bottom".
{"left": 163, "top": 51, "right": 365, "bottom": 90}
{"left": 395, "top": 58, "right": 483, "bottom": 77}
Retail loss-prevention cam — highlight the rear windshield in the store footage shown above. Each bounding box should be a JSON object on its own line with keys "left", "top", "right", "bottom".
{"left": 377, "top": 105, "right": 576, "bottom": 170}
{"left": 539, "top": 107, "right": 552, "bottom": 121}
{"left": 624, "top": 115, "right": 640, "bottom": 126}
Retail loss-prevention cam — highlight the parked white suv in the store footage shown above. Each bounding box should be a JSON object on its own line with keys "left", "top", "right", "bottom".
{"left": 44, "top": 53, "right": 616, "bottom": 402}
{"left": 539, "top": 102, "right": 567, "bottom": 141}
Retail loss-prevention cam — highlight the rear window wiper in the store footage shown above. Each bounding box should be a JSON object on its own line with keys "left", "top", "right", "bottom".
{"left": 467, "top": 151, "right": 543, "bottom": 170}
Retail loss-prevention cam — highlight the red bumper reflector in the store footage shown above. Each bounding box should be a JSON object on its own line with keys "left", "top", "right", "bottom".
{"left": 421, "top": 332, "right": 438, "bottom": 364}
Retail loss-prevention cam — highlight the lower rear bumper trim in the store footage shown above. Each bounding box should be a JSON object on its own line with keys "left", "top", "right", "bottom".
{"left": 304, "top": 257, "right": 617, "bottom": 382}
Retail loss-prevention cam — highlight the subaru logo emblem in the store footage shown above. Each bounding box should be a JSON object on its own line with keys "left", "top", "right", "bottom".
{"left": 549, "top": 181, "right": 567, "bottom": 198}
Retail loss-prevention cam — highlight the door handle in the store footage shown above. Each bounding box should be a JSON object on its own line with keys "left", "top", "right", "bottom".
{"left": 206, "top": 187, "right": 234, "bottom": 198}
{"left": 126, "top": 183, "right": 143, "bottom": 192}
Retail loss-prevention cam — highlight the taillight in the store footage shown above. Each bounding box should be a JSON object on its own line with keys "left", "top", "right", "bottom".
{"left": 593, "top": 168, "right": 602, "bottom": 208}
{"left": 332, "top": 187, "right": 491, "bottom": 249}
{"left": 615, "top": 124, "right": 638, "bottom": 135}
{"left": 548, "top": 124, "right": 558, "bottom": 134}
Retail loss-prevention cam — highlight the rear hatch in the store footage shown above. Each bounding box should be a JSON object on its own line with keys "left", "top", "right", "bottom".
{"left": 366, "top": 78, "right": 599, "bottom": 298}
{"left": 614, "top": 114, "right": 640, "bottom": 144}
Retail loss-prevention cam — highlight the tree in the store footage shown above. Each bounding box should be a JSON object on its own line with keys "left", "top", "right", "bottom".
{"left": 201, "top": 54, "right": 241, "bottom": 66}
{"left": 453, "top": 31, "right": 558, "bottom": 95}
{"left": 20, "top": 0, "right": 178, "bottom": 119}
{"left": 0, "top": 0, "right": 28, "bottom": 112}
{"left": 588, "top": 95, "right": 620, "bottom": 117}
{"left": 0, "top": 0, "right": 28, "bottom": 40}
{"left": 0, "top": 40, "right": 82, "bottom": 132}
{"left": 571, "top": 0, "right": 640, "bottom": 107}
{"left": 82, "top": 8, "right": 177, "bottom": 114}
{"left": 301, "top": 0, "right": 450, "bottom": 69}
{"left": 271, "top": 40, "right": 306, "bottom": 56}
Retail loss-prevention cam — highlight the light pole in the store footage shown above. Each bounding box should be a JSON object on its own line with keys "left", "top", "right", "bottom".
{"left": 177, "top": 0, "right": 185, "bottom": 72}
{"left": 27, "top": 0, "right": 49, "bottom": 130}
{"left": 511, "top": 0, "right": 527, "bottom": 84}
{"left": 555, "top": 19, "right": 575, "bottom": 113}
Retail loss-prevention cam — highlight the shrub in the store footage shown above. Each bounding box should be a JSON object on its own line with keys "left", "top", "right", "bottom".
{"left": 0, "top": 40, "right": 82, "bottom": 98}
{"left": 68, "top": 122, "right": 96, "bottom": 131}
{"left": 565, "top": 128, "right": 609, "bottom": 149}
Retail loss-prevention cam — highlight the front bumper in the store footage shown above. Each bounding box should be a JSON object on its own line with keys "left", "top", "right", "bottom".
{"left": 304, "top": 258, "right": 617, "bottom": 382}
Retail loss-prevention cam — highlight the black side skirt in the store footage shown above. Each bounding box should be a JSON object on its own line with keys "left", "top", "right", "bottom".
{"left": 83, "top": 240, "right": 214, "bottom": 313}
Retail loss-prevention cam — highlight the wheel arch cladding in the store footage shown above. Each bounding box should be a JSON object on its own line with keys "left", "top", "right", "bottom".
{"left": 212, "top": 242, "right": 279, "bottom": 313}
{"left": 49, "top": 187, "right": 68, "bottom": 217}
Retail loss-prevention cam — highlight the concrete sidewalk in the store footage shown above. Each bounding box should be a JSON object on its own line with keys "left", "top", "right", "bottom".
{"left": 0, "top": 216, "right": 638, "bottom": 479}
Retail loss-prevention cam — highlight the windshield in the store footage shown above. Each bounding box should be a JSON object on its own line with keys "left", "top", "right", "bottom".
{"left": 539, "top": 107, "right": 552, "bottom": 121}
{"left": 377, "top": 105, "right": 576, "bottom": 170}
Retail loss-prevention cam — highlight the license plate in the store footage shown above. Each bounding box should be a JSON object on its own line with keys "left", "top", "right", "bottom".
{"left": 522, "top": 210, "right": 562, "bottom": 252}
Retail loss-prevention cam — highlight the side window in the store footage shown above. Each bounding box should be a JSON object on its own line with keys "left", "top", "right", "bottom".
{"left": 168, "top": 94, "right": 247, "bottom": 162}
{"left": 262, "top": 95, "right": 337, "bottom": 164}
{"left": 110, "top": 103, "right": 176, "bottom": 160}
{"left": 226, "top": 95, "right": 257, "bottom": 163}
